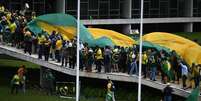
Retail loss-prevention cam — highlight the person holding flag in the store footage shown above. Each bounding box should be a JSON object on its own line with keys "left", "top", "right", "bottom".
{"left": 162, "top": 57, "right": 174, "bottom": 84}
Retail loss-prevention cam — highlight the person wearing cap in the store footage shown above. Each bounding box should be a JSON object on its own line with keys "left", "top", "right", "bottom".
{"left": 163, "top": 83, "right": 174, "bottom": 101}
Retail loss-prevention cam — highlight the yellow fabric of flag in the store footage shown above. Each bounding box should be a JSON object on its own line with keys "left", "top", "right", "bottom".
{"left": 143, "top": 32, "right": 201, "bottom": 66}
{"left": 88, "top": 28, "right": 136, "bottom": 47}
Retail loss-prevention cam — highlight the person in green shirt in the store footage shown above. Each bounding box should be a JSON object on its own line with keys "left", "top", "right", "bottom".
{"left": 106, "top": 77, "right": 115, "bottom": 101}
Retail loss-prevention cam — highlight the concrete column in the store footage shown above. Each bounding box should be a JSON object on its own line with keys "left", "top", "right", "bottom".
{"left": 184, "top": 23, "right": 193, "bottom": 32}
{"left": 123, "top": 24, "right": 131, "bottom": 34}
{"left": 184, "top": 0, "right": 193, "bottom": 32}
{"left": 122, "top": 0, "right": 132, "bottom": 34}
{"left": 56, "top": 0, "right": 65, "bottom": 13}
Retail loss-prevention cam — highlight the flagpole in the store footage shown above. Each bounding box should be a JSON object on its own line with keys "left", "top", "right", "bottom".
{"left": 138, "top": 0, "right": 144, "bottom": 101}
{"left": 76, "top": 0, "right": 80, "bottom": 101}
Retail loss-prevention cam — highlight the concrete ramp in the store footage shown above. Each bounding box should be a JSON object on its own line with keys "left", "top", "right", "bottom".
{"left": 0, "top": 44, "right": 199, "bottom": 98}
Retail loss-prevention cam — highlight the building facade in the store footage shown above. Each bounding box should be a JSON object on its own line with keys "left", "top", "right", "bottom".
{"left": 2, "top": 0, "right": 201, "bottom": 33}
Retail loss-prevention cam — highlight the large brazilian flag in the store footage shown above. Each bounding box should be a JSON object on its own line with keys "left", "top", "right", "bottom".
{"left": 27, "top": 13, "right": 136, "bottom": 47}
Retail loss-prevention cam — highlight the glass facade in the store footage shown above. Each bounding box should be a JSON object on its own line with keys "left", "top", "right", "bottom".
{"left": 66, "top": 0, "right": 121, "bottom": 19}
{"left": 193, "top": 0, "right": 201, "bottom": 17}
{"left": 132, "top": 0, "right": 187, "bottom": 18}
{"left": 1, "top": 0, "right": 201, "bottom": 19}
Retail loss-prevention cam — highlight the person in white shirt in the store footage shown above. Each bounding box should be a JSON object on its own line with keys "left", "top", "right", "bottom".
{"left": 179, "top": 62, "right": 188, "bottom": 89}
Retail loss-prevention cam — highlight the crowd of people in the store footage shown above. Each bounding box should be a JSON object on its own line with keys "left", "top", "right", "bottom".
{"left": 0, "top": 4, "right": 201, "bottom": 92}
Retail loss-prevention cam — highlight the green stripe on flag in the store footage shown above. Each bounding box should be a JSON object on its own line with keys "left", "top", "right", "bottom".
{"left": 186, "top": 87, "right": 200, "bottom": 101}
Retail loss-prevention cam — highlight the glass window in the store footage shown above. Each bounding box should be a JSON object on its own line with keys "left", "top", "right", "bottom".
{"left": 99, "top": 3, "right": 109, "bottom": 16}
{"left": 89, "top": 11, "right": 98, "bottom": 15}
{"left": 160, "top": 1, "right": 169, "bottom": 17}
{"left": 198, "top": 0, "right": 201, "bottom": 17}
{"left": 110, "top": 0, "right": 119, "bottom": 9}
{"left": 66, "top": 0, "right": 77, "bottom": 10}
{"left": 170, "top": 0, "right": 178, "bottom": 8}
{"left": 89, "top": 0, "right": 98, "bottom": 10}
{"left": 150, "top": 0, "right": 159, "bottom": 8}
{"left": 144, "top": 2, "right": 150, "bottom": 15}
{"left": 193, "top": 0, "right": 198, "bottom": 8}
{"left": 33, "top": 3, "right": 45, "bottom": 15}
{"left": 150, "top": 9, "right": 159, "bottom": 16}
{"left": 178, "top": 0, "right": 185, "bottom": 17}
{"left": 132, "top": 9, "right": 140, "bottom": 18}
{"left": 10, "top": 3, "right": 21, "bottom": 11}
{"left": 170, "top": 9, "right": 178, "bottom": 17}
{"left": 132, "top": 0, "right": 140, "bottom": 9}
{"left": 110, "top": 10, "right": 120, "bottom": 15}
{"left": 81, "top": 0, "right": 88, "bottom": 3}
{"left": 66, "top": 11, "right": 77, "bottom": 17}
{"left": 80, "top": 3, "right": 88, "bottom": 16}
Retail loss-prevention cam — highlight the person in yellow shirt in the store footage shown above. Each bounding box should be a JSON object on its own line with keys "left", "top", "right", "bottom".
{"left": 95, "top": 46, "right": 103, "bottom": 72}
{"left": 11, "top": 74, "right": 20, "bottom": 94}
{"left": 37, "top": 33, "right": 46, "bottom": 59}
{"left": 0, "top": 4, "right": 5, "bottom": 12}
{"left": 55, "top": 39, "right": 62, "bottom": 62}
{"left": 142, "top": 51, "right": 148, "bottom": 78}
{"left": 9, "top": 21, "right": 17, "bottom": 34}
